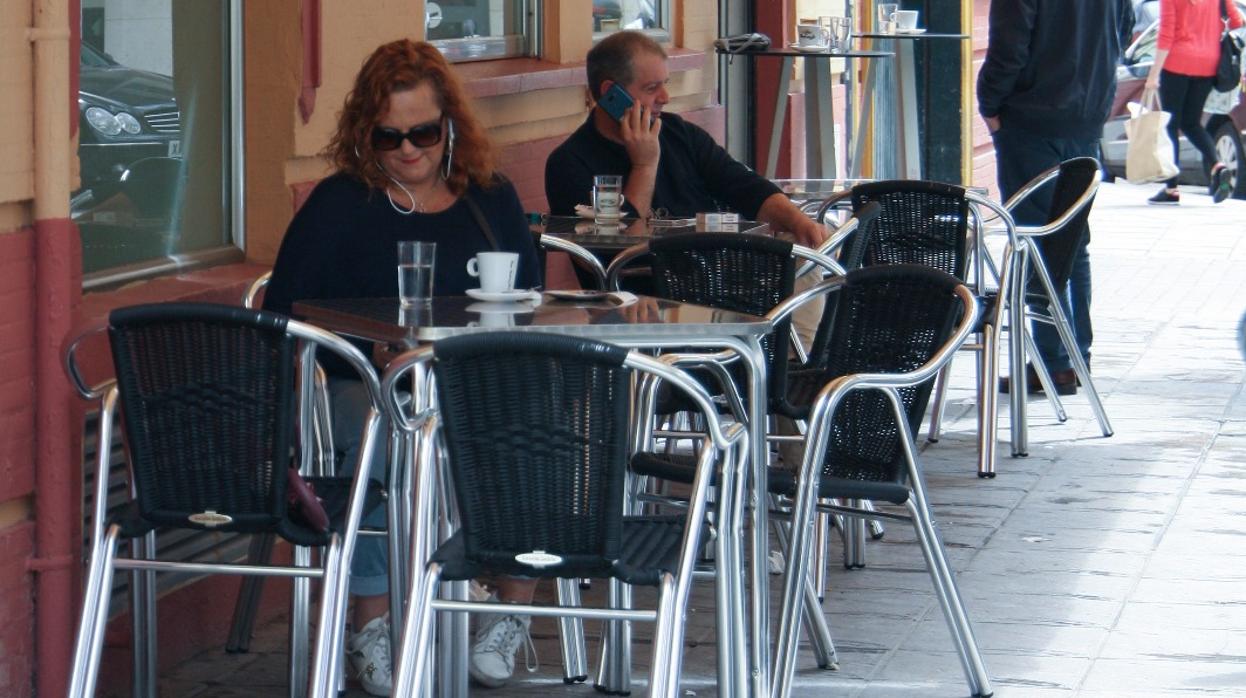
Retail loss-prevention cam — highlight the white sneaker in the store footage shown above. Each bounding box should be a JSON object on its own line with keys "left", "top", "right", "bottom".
{"left": 347, "top": 614, "right": 392, "bottom": 696}
{"left": 468, "top": 612, "right": 536, "bottom": 688}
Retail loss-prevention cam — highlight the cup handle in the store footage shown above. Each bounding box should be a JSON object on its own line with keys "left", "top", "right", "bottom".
{"left": 466, "top": 258, "right": 479, "bottom": 277}
{"left": 618, "top": 194, "right": 626, "bottom": 206}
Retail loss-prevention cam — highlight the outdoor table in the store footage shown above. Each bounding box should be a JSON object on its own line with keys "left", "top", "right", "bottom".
{"left": 293, "top": 294, "right": 775, "bottom": 698}
{"left": 854, "top": 32, "right": 972, "bottom": 179}
{"left": 715, "top": 47, "right": 892, "bottom": 181}
{"left": 535, "top": 215, "right": 771, "bottom": 253}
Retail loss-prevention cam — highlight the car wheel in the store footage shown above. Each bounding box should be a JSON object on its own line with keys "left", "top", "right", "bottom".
{"left": 1213, "top": 121, "right": 1246, "bottom": 199}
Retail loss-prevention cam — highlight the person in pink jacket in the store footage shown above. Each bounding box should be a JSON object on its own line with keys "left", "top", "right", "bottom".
{"left": 1145, "top": 0, "right": 1244, "bottom": 204}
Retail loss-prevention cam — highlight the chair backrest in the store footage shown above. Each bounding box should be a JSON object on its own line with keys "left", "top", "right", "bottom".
{"left": 108, "top": 303, "right": 299, "bottom": 532}
{"left": 646, "top": 232, "right": 797, "bottom": 395}
{"left": 432, "top": 332, "right": 633, "bottom": 579}
{"left": 850, "top": 180, "right": 971, "bottom": 280}
{"left": 829, "top": 200, "right": 883, "bottom": 274}
{"left": 1029, "top": 157, "right": 1099, "bottom": 294}
{"left": 812, "top": 265, "right": 966, "bottom": 484}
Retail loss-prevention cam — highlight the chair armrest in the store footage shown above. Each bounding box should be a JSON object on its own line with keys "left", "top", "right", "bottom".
{"left": 379, "top": 345, "right": 437, "bottom": 434}
{"left": 62, "top": 316, "right": 114, "bottom": 401}
{"left": 605, "top": 242, "right": 651, "bottom": 291}
{"left": 538, "top": 234, "right": 608, "bottom": 290}
{"left": 814, "top": 190, "right": 854, "bottom": 228}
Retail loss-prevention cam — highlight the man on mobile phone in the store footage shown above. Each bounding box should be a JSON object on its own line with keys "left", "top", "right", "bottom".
{"left": 544, "top": 31, "right": 826, "bottom": 249}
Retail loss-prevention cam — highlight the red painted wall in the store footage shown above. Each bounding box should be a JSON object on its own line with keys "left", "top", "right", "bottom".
{"left": 0, "top": 226, "right": 37, "bottom": 698}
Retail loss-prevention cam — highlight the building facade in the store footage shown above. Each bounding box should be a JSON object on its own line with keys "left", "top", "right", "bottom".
{"left": 0, "top": 1, "right": 991, "bottom": 694}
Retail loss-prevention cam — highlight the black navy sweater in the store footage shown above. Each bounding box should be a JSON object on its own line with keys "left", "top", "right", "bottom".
{"left": 545, "top": 111, "right": 780, "bottom": 219}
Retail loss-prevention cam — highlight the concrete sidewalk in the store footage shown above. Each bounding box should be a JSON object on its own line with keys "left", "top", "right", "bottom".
{"left": 155, "top": 179, "right": 1246, "bottom": 697}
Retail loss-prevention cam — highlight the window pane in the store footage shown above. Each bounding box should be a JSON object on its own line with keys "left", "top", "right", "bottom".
{"left": 75, "top": 0, "right": 235, "bottom": 277}
{"left": 427, "top": 0, "right": 529, "bottom": 62}
{"left": 593, "top": 0, "right": 662, "bottom": 32}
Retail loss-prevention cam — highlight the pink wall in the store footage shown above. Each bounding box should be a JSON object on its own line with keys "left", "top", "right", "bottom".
{"left": 0, "top": 226, "right": 37, "bottom": 698}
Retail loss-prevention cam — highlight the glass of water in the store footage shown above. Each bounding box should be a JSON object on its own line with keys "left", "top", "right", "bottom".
{"left": 397, "top": 240, "right": 436, "bottom": 307}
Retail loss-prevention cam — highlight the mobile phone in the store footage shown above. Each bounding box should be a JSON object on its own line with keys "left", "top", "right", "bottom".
{"left": 598, "top": 83, "right": 635, "bottom": 122}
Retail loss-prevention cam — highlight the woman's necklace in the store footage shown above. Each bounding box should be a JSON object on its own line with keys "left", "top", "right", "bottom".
{"left": 387, "top": 177, "right": 444, "bottom": 215}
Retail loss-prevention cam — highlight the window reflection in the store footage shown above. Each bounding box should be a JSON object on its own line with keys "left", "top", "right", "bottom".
{"left": 427, "top": 0, "right": 530, "bottom": 62}
{"left": 74, "top": 0, "right": 234, "bottom": 279}
{"left": 592, "top": 0, "right": 660, "bottom": 32}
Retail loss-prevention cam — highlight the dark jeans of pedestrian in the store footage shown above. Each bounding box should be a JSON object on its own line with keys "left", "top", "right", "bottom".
{"left": 1159, "top": 69, "right": 1218, "bottom": 189}
{"left": 991, "top": 125, "right": 1095, "bottom": 373}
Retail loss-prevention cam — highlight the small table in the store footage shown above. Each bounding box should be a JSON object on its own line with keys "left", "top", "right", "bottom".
{"left": 716, "top": 47, "right": 892, "bottom": 181}
{"left": 535, "top": 215, "right": 772, "bottom": 253}
{"left": 854, "top": 32, "right": 972, "bottom": 179}
{"left": 294, "top": 294, "right": 774, "bottom": 698}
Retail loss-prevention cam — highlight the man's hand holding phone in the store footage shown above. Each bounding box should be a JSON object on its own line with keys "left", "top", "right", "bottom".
{"left": 620, "top": 101, "right": 661, "bottom": 168}
{"left": 600, "top": 83, "right": 660, "bottom": 168}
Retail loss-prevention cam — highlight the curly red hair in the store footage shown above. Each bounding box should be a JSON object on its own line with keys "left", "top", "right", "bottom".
{"left": 327, "top": 39, "right": 495, "bottom": 195}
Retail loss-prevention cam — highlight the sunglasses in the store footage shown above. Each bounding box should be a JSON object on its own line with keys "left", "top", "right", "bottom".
{"left": 371, "top": 120, "right": 444, "bottom": 151}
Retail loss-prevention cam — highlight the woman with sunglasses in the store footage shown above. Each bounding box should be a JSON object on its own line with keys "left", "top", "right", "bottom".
{"left": 264, "top": 39, "right": 539, "bottom": 696}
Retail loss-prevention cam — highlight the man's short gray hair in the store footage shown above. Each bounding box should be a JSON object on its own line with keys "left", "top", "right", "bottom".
{"left": 586, "top": 31, "right": 668, "bottom": 101}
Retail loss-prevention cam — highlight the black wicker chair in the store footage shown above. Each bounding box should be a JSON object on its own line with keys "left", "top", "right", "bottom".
{"left": 64, "top": 303, "right": 388, "bottom": 698}
{"left": 767, "top": 265, "right": 992, "bottom": 698}
{"left": 815, "top": 181, "right": 1018, "bottom": 478}
{"left": 385, "top": 332, "right": 745, "bottom": 698}
{"left": 1000, "top": 157, "right": 1113, "bottom": 458}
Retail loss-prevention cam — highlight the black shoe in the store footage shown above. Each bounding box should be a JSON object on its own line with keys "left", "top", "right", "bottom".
{"left": 999, "top": 365, "right": 1077, "bottom": 396}
{"left": 1211, "top": 166, "right": 1233, "bottom": 204}
{"left": 1148, "top": 189, "right": 1180, "bottom": 205}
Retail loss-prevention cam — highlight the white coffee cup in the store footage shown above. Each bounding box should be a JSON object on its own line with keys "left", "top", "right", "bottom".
{"left": 466, "top": 251, "right": 519, "bottom": 293}
{"left": 892, "top": 10, "right": 919, "bottom": 31}
{"left": 797, "top": 23, "right": 828, "bottom": 47}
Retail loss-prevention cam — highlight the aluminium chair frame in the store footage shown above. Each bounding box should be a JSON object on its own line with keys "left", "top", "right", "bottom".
{"left": 382, "top": 341, "right": 748, "bottom": 698}
{"left": 64, "top": 309, "right": 388, "bottom": 698}
{"left": 996, "top": 161, "right": 1114, "bottom": 460}
{"left": 228, "top": 272, "right": 344, "bottom": 657}
{"left": 535, "top": 232, "right": 609, "bottom": 290}
{"left": 767, "top": 278, "right": 993, "bottom": 698}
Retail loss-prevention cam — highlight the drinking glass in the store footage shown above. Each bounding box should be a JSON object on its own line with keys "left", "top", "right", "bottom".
{"left": 830, "top": 17, "right": 852, "bottom": 51}
{"left": 592, "top": 175, "right": 625, "bottom": 223}
{"left": 877, "top": 3, "right": 898, "bottom": 33}
{"left": 397, "top": 241, "right": 436, "bottom": 307}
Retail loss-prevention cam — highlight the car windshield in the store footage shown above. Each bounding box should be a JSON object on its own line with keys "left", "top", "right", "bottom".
{"left": 80, "top": 42, "right": 117, "bottom": 68}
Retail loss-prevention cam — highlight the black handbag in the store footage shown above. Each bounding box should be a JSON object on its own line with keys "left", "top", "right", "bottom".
{"left": 1215, "top": 0, "right": 1244, "bottom": 92}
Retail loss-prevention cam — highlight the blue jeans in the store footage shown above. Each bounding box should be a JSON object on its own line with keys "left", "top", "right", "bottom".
{"left": 329, "top": 378, "right": 390, "bottom": 598}
{"left": 990, "top": 125, "right": 1096, "bottom": 372}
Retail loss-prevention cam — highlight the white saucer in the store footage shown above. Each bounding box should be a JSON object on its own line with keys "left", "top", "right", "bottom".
{"left": 465, "top": 288, "right": 542, "bottom": 303}
{"left": 789, "top": 42, "right": 831, "bottom": 53}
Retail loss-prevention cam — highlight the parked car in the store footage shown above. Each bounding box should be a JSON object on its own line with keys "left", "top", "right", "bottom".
{"left": 1132, "top": 0, "right": 1159, "bottom": 41}
{"left": 76, "top": 41, "right": 182, "bottom": 214}
{"left": 1100, "top": 13, "right": 1246, "bottom": 199}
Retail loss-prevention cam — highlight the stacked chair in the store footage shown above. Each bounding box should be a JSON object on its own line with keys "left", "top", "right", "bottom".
{"left": 64, "top": 303, "right": 391, "bottom": 697}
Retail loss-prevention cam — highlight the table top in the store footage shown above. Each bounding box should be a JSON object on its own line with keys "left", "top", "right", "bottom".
{"left": 715, "top": 47, "right": 892, "bottom": 59}
{"left": 854, "top": 32, "right": 970, "bottom": 40}
{"left": 294, "top": 295, "right": 772, "bottom": 347}
{"left": 534, "top": 216, "right": 772, "bottom": 251}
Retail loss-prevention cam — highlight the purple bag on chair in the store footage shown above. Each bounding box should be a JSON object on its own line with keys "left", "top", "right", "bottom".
{"left": 287, "top": 466, "right": 329, "bottom": 533}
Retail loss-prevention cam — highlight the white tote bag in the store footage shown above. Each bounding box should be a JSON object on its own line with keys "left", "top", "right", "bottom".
{"left": 1125, "top": 91, "right": 1180, "bottom": 184}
